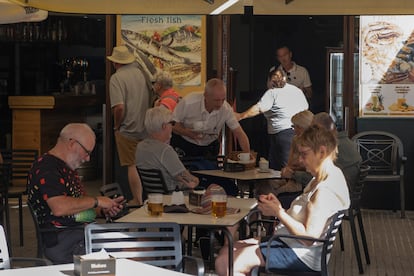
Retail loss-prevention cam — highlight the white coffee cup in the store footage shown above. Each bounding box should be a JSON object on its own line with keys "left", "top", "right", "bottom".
{"left": 238, "top": 152, "right": 250, "bottom": 162}
{"left": 193, "top": 121, "right": 204, "bottom": 131}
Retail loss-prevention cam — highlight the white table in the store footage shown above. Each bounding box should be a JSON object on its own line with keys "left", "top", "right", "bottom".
{"left": 116, "top": 196, "right": 257, "bottom": 276}
{"left": 0, "top": 258, "right": 190, "bottom": 276}
{"left": 193, "top": 168, "right": 281, "bottom": 181}
{"left": 194, "top": 168, "right": 281, "bottom": 197}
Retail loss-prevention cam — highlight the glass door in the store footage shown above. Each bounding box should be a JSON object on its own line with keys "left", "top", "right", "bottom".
{"left": 326, "top": 47, "right": 359, "bottom": 131}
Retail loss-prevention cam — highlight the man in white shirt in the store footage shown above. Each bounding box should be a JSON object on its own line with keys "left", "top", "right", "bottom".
{"left": 171, "top": 78, "right": 250, "bottom": 159}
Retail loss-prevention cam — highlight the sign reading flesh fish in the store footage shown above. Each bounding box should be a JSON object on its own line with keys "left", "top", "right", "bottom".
{"left": 120, "top": 15, "right": 204, "bottom": 88}
{"left": 360, "top": 15, "right": 414, "bottom": 117}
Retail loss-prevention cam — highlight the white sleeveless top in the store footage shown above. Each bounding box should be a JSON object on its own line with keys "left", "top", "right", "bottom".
{"left": 275, "top": 164, "right": 350, "bottom": 271}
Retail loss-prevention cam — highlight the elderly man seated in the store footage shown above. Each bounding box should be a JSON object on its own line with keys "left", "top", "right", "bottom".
{"left": 136, "top": 106, "right": 199, "bottom": 192}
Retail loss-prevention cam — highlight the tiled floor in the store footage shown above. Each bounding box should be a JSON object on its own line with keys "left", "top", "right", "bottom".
{"left": 6, "top": 180, "right": 414, "bottom": 275}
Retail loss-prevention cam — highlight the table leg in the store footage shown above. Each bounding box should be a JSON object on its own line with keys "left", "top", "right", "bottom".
{"left": 187, "top": 226, "right": 193, "bottom": 256}
{"left": 221, "top": 227, "right": 234, "bottom": 276}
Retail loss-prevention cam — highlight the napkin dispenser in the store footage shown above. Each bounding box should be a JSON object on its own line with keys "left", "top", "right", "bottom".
{"left": 189, "top": 189, "right": 205, "bottom": 206}
{"left": 74, "top": 255, "right": 115, "bottom": 276}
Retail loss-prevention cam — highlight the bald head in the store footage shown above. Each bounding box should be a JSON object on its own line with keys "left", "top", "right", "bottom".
{"left": 204, "top": 78, "right": 226, "bottom": 112}
{"left": 59, "top": 123, "right": 96, "bottom": 143}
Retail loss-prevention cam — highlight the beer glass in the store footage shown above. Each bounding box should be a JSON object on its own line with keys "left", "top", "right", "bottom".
{"left": 211, "top": 194, "right": 227, "bottom": 218}
{"left": 145, "top": 193, "right": 163, "bottom": 217}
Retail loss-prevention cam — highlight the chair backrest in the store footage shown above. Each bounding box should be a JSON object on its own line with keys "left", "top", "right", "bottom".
{"left": 27, "top": 201, "right": 46, "bottom": 259}
{"left": 262, "top": 210, "right": 345, "bottom": 276}
{"left": 320, "top": 210, "right": 346, "bottom": 273}
{"left": 85, "top": 222, "right": 184, "bottom": 271}
{"left": 350, "top": 165, "right": 370, "bottom": 209}
{"left": 0, "top": 225, "right": 11, "bottom": 269}
{"left": 0, "top": 163, "right": 10, "bottom": 197}
{"left": 99, "top": 182, "right": 123, "bottom": 199}
{"left": 351, "top": 131, "right": 403, "bottom": 176}
{"left": 137, "top": 167, "right": 171, "bottom": 198}
{"left": 0, "top": 149, "right": 38, "bottom": 186}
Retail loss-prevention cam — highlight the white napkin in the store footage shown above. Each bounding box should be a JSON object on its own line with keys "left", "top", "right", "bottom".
{"left": 81, "top": 248, "right": 111, "bottom": 260}
{"left": 171, "top": 190, "right": 185, "bottom": 205}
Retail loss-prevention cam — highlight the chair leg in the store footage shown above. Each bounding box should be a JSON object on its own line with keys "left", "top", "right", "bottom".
{"left": 400, "top": 180, "right": 405, "bottom": 219}
{"left": 338, "top": 224, "right": 345, "bottom": 251}
{"left": 349, "top": 211, "right": 364, "bottom": 274}
{"left": 18, "top": 194, "right": 23, "bottom": 246}
{"left": 356, "top": 210, "right": 370, "bottom": 265}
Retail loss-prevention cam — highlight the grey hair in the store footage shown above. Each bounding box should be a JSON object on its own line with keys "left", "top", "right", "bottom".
{"left": 154, "top": 71, "right": 173, "bottom": 89}
{"left": 204, "top": 78, "right": 225, "bottom": 96}
{"left": 144, "top": 106, "right": 172, "bottom": 134}
{"left": 313, "top": 112, "right": 337, "bottom": 133}
{"left": 59, "top": 123, "right": 95, "bottom": 141}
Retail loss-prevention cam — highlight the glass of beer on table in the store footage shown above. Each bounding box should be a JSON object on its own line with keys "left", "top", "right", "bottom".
{"left": 211, "top": 194, "right": 227, "bottom": 218}
{"left": 145, "top": 193, "right": 164, "bottom": 217}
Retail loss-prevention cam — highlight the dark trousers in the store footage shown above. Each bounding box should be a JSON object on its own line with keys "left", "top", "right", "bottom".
{"left": 170, "top": 133, "right": 219, "bottom": 159}
{"left": 44, "top": 227, "right": 85, "bottom": 264}
{"left": 268, "top": 128, "right": 294, "bottom": 171}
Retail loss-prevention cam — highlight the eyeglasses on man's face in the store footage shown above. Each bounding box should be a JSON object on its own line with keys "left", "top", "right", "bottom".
{"left": 70, "top": 138, "right": 92, "bottom": 156}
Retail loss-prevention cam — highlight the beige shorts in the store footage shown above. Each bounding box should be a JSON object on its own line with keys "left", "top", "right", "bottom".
{"left": 114, "top": 131, "right": 141, "bottom": 166}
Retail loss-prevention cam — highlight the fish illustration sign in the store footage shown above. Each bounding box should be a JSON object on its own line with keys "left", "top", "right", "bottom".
{"left": 360, "top": 15, "right": 414, "bottom": 118}
{"left": 119, "top": 15, "right": 206, "bottom": 96}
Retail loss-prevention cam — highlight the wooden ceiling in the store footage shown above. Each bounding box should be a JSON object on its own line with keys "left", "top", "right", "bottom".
{"left": 11, "top": 0, "right": 414, "bottom": 15}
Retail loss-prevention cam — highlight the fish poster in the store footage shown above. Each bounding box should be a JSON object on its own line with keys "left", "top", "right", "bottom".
{"left": 119, "top": 15, "right": 206, "bottom": 95}
{"left": 360, "top": 15, "right": 414, "bottom": 117}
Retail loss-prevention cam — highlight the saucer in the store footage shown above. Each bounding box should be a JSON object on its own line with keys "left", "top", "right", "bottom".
{"left": 257, "top": 168, "right": 271, "bottom": 173}
{"left": 238, "top": 159, "right": 255, "bottom": 164}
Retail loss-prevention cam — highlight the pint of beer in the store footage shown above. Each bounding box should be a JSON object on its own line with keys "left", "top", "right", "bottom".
{"left": 146, "top": 193, "right": 163, "bottom": 217}
{"left": 211, "top": 194, "right": 227, "bottom": 218}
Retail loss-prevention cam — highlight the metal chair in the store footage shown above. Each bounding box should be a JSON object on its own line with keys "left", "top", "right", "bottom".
{"left": 251, "top": 210, "right": 346, "bottom": 276}
{"left": 0, "top": 224, "right": 51, "bottom": 269}
{"left": 27, "top": 200, "right": 58, "bottom": 259}
{"left": 99, "top": 182, "right": 124, "bottom": 199}
{"left": 0, "top": 149, "right": 38, "bottom": 246}
{"left": 0, "top": 163, "right": 11, "bottom": 249}
{"left": 339, "top": 165, "right": 371, "bottom": 274}
{"left": 84, "top": 222, "right": 204, "bottom": 276}
{"left": 351, "top": 131, "right": 406, "bottom": 218}
{"left": 136, "top": 167, "right": 172, "bottom": 199}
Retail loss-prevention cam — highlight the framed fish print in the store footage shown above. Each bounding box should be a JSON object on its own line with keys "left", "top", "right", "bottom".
{"left": 117, "top": 15, "right": 206, "bottom": 96}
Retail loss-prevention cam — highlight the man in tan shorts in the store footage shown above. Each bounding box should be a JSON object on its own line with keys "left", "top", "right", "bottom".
{"left": 108, "top": 45, "right": 151, "bottom": 205}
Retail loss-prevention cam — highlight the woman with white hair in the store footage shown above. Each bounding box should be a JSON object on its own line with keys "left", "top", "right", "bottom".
{"left": 136, "top": 106, "right": 199, "bottom": 191}
{"left": 153, "top": 71, "right": 181, "bottom": 111}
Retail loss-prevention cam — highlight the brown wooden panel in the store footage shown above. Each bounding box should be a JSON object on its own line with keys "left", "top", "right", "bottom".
{"left": 12, "top": 109, "right": 41, "bottom": 152}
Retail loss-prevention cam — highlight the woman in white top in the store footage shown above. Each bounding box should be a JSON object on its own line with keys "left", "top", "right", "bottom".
{"left": 215, "top": 125, "right": 350, "bottom": 275}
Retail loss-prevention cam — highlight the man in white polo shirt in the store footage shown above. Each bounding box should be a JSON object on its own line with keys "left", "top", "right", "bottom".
{"left": 269, "top": 45, "right": 312, "bottom": 103}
